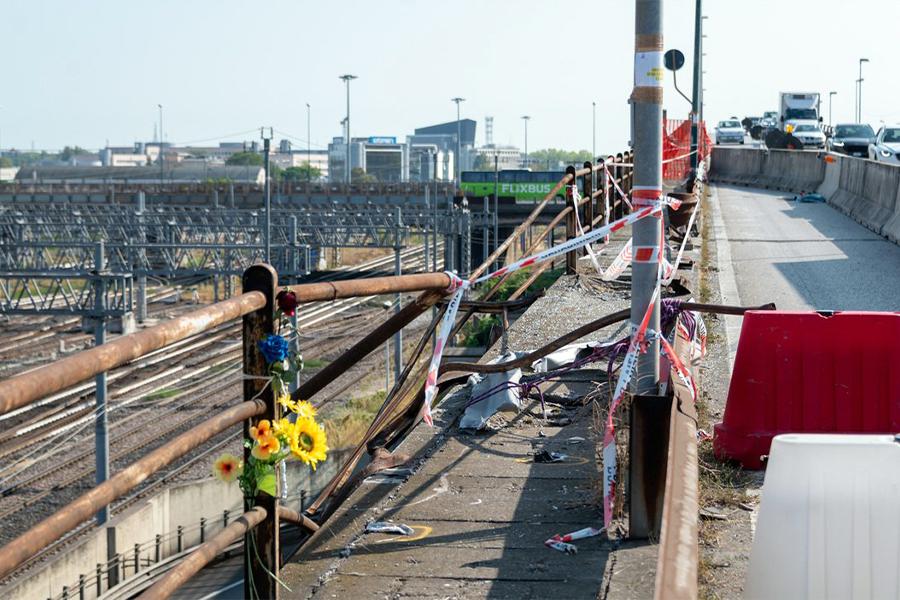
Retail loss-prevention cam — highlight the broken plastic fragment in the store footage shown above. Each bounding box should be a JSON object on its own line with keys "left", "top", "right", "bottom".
{"left": 365, "top": 521, "right": 415, "bottom": 536}
{"left": 544, "top": 539, "right": 578, "bottom": 555}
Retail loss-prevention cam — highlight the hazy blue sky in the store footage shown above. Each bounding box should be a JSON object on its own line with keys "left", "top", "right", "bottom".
{"left": 2, "top": 0, "right": 898, "bottom": 153}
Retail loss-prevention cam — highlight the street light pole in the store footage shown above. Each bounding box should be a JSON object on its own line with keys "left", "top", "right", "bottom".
{"left": 339, "top": 74, "right": 357, "bottom": 184}
{"left": 306, "top": 102, "right": 311, "bottom": 182}
{"left": 828, "top": 91, "right": 837, "bottom": 128}
{"left": 857, "top": 58, "right": 869, "bottom": 123}
{"left": 262, "top": 127, "right": 272, "bottom": 263}
{"left": 631, "top": 0, "right": 664, "bottom": 394}
{"left": 521, "top": 115, "right": 530, "bottom": 168}
{"left": 592, "top": 101, "right": 597, "bottom": 159}
{"left": 689, "top": 0, "right": 702, "bottom": 172}
{"left": 157, "top": 104, "right": 164, "bottom": 186}
{"left": 451, "top": 97, "right": 465, "bottom": 184}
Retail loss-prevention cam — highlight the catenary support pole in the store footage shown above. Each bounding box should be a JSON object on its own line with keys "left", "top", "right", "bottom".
{"left": 393, "top": 208, "right": 403, "bottom": 382}
{"left": 689, "top": 0, "right": 702, "bottom": 171}
{"left": 93, "top": 241, "right": 110, "bottom": 525}
{"left": 632, "top": 0, "right": 663, "bottom": 394}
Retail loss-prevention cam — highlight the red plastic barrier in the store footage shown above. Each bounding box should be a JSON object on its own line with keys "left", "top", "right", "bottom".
{"left": 714, "top": 311, "right": 900, "bottom": 469}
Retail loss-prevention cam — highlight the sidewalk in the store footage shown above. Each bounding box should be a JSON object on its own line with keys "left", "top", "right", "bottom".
{"left": 281, "top": 269, "right": 659, "bottom": 599}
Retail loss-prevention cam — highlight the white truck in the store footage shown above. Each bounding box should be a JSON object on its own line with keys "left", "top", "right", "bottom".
{"left": 765, "top": 92, "right": 825, "bottom": 149}
{"left": 778, "top": 92, "right": 822, "bottom": 132}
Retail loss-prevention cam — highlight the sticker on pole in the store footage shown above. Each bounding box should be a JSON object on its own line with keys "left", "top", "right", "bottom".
{"left": 634, "top": 51, "right": 664, "bottom": 87}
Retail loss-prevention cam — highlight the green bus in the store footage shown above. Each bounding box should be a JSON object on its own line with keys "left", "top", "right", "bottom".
{"left": 460, "top": 170, "right": 566, "bottom": 202}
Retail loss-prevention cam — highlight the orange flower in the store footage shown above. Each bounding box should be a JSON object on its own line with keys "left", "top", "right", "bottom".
{"left": 251, "top": 433, "right": 280, "bottom": 460}
{"left": 249, "top": 419, "right": 272, "bottom": 441}
{"left": 212, "top": 453, "right": 242, "bottom": 482}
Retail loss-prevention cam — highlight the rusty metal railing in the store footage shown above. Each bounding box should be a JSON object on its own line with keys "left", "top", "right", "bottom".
{"left": 0, "top": 269, "right": 457, "bottom": 597}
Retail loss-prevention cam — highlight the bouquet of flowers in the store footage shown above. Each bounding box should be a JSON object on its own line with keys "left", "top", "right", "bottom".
{"left": 212, "top": 288, "right": 328, "bottom": 497}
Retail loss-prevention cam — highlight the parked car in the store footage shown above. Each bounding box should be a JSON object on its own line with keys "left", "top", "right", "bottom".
{"left": 715, "top": 119, "right": 745, "bottom": 144}
{"left": 868, "top": 126, "right": 900, "bottom": 164}
{"left": 828, "top": 123, "right": 875, "bottom": 157}
{"left": 790, "top": 124, "right": 826, "bottom": 149}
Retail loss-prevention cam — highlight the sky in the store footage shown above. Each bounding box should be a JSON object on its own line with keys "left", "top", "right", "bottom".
{"left": 1, "top": 0, "right": 898, "bottom": 153}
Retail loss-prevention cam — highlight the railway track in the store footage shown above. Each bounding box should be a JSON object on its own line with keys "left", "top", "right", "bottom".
{"left": 0, "top": 244, "right": 442, "bottom": 581}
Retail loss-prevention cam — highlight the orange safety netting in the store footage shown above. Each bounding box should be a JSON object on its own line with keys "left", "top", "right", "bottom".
{"left": 663, "top": 118, "right": 710, "bottom": 181}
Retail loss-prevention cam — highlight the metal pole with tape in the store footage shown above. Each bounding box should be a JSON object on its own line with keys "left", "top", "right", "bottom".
{"left": 631, "top": 0, "right": 664, "bottom": 394}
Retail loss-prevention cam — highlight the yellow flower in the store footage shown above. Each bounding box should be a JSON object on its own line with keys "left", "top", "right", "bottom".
{"left": 251, "top": 433, "right": 280, "bottom": 460}
{"left": 276, "top": 394, "right": 317, "bottom": 420}
{"left": 271, "top": 417, "right": 295, "bottom": 442}
{"left": 289, "top": 416, "right": 328, "bottom": 470}
{"left": 293, "top": 400, "right": 317, "bottom": 420}
{"left": 212, "top": 453, "right": 242, "bottom": 482}
{"left": 249, "top": 419, "right": 271, "bottom": 441}
{"left": 276, "top": 393, "right": 298, "bottom": 413}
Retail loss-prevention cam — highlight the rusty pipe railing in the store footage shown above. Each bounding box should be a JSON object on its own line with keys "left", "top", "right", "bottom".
{"left": 286, "top": 272, "right": 453, "bottom": 303}
{"left": 0, "top": 293, "right": 266, "bottom": 415}
{"left": 137, "top": 507, "right": 268, "bottom": 600}
{"left": 0, "top": 272, "right": 454, "bottom": 418}
{"left": 0, "top": 399, "right": 265, "bottom": 581}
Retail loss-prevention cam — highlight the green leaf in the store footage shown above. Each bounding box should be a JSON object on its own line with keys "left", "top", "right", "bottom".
{"left": 257, "top": 471, "right": 277, "bottom": 497}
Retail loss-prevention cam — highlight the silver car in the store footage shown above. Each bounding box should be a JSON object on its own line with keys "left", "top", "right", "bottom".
{"left": 868, "top": 126, "right": 900, "bottom": 164}
{"left": 715, "top": 119, "right": 745, "bottom": 145}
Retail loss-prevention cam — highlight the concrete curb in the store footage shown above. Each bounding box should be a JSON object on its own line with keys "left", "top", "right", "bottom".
{"left": 708, "top": 184, "right": 742, "bottom": 373}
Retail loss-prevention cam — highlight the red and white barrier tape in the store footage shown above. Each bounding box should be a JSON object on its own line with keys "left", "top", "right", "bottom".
{"left": 420, "top": 196, "right": 680, "bottom": 426}
{"left": 568, "top": 185, "right": 604, "bottom": 274}
{"left": 603, "top": 164, "right": 633, "bottom": 211}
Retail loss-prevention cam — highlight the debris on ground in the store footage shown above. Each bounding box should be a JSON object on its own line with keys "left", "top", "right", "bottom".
{"left": 364, "top": 521, "right": 414, "bottom": 536}
{"left": 544, "top": 539, "right": 578, "bottom": 555}
{"left": 533, "top": 450, "right": 568, "bottom": 463}
{"left": 788, "top": 192, "right": 826, "bottom": 203}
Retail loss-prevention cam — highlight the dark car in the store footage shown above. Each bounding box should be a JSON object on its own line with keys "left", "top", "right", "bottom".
{"left": 828, "top": 123, "right": 875, "bottom": 157}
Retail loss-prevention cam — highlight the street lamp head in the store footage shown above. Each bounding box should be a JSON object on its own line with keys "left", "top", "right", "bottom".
{"left": 339, "top": 74, "right": 358, "bottom": 82}
{"left": 451, "top": 97, "right": 465, "bottom": 104}
{"left": 860, "top": 58, "right": 869, "bottom": 63}
{"left": 521, "top": 115, "right": 531, "bottom": 121}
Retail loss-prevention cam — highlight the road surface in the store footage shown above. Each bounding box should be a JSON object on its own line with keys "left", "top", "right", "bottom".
{"left": 713, "top": 183, "right": 900, "bottom": 311}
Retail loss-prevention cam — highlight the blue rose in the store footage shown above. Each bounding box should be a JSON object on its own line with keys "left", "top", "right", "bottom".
{"left": 258, "top": 334, "right": 289, "bottom": 364}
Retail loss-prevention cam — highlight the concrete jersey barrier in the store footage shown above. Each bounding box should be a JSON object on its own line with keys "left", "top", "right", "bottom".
{"left": 709, "top": 146, "right": 900, "bottom": 245}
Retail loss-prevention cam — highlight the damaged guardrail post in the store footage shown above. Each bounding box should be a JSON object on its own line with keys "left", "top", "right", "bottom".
{"left": 241, "top": 263, "right": 280, "bottom": 600}
{"left": 583, "top": 161, "right": 594, "bottom": 235}
{"left": 565, "top": 165, "right": 578, "bottom": 275}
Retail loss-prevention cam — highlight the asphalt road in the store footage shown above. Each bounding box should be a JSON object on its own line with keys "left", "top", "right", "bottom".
{"left": 713, "top": 184, "right": 900, "bottom": 311}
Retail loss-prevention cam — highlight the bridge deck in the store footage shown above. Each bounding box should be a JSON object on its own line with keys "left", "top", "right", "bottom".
{"left": 282, "top": 271, "right": 656, "bottom": 600}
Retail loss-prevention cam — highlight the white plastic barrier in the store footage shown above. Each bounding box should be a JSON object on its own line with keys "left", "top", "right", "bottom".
{"left": 745, "top": 434, "right": 900, "bottom": 600}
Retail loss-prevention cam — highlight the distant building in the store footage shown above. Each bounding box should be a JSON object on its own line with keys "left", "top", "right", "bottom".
{"left": 0, "top": 167, "right": 19, "bottom": 182}
{"left": 409, "top": 119, "right": 476, "bottom": 174}
{"left": 270, "top": 148, "right": 329, "bottom": 180}
{"left": 473, "top": 145, "right": 522, "bottom": 171}
{"left": 328, "top": 137, "right": 407, "bottom": 183}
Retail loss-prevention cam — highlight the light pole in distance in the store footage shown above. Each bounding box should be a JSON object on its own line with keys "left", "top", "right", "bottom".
{"left": 828, "top": 91, "right": 837, "bottom": 128}
{"left": 339, "top": 74, "right": 357, "bottom": 184}
{"left": 451, "top": 97, "right": 465, "bottom": 184}
{"left": 521, "top": 115, "right": 531, "bottom": 168}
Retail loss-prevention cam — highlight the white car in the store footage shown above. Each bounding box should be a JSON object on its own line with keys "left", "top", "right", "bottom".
{"left": 790, "top": 124, "right": 826, "bottom": 149}
{"left": 868, "top": 126, "right": 900, "bottom": 164}
{"left": 715, "top": 119, "right": 745, "bottom": 145}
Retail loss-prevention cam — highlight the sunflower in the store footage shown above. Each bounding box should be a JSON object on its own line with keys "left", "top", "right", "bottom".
{"left": 289, "top": 416, "right": 328, "bottom": 470}
{"left": 251, "top": 433, "right": 280, "bottom": 460}
{"left": 249, "top": 419, "right": 272, "bottom": 441}
{"left": 212, "top": 453, "right": 242, "bottom": 482}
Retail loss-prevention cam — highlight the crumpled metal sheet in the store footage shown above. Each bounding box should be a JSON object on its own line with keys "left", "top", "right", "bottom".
{"left": 459, "top": 351, "right": 522, "bottom": 430}
{"left": 531, "top": 340, "right": 615, "bottom": 373}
